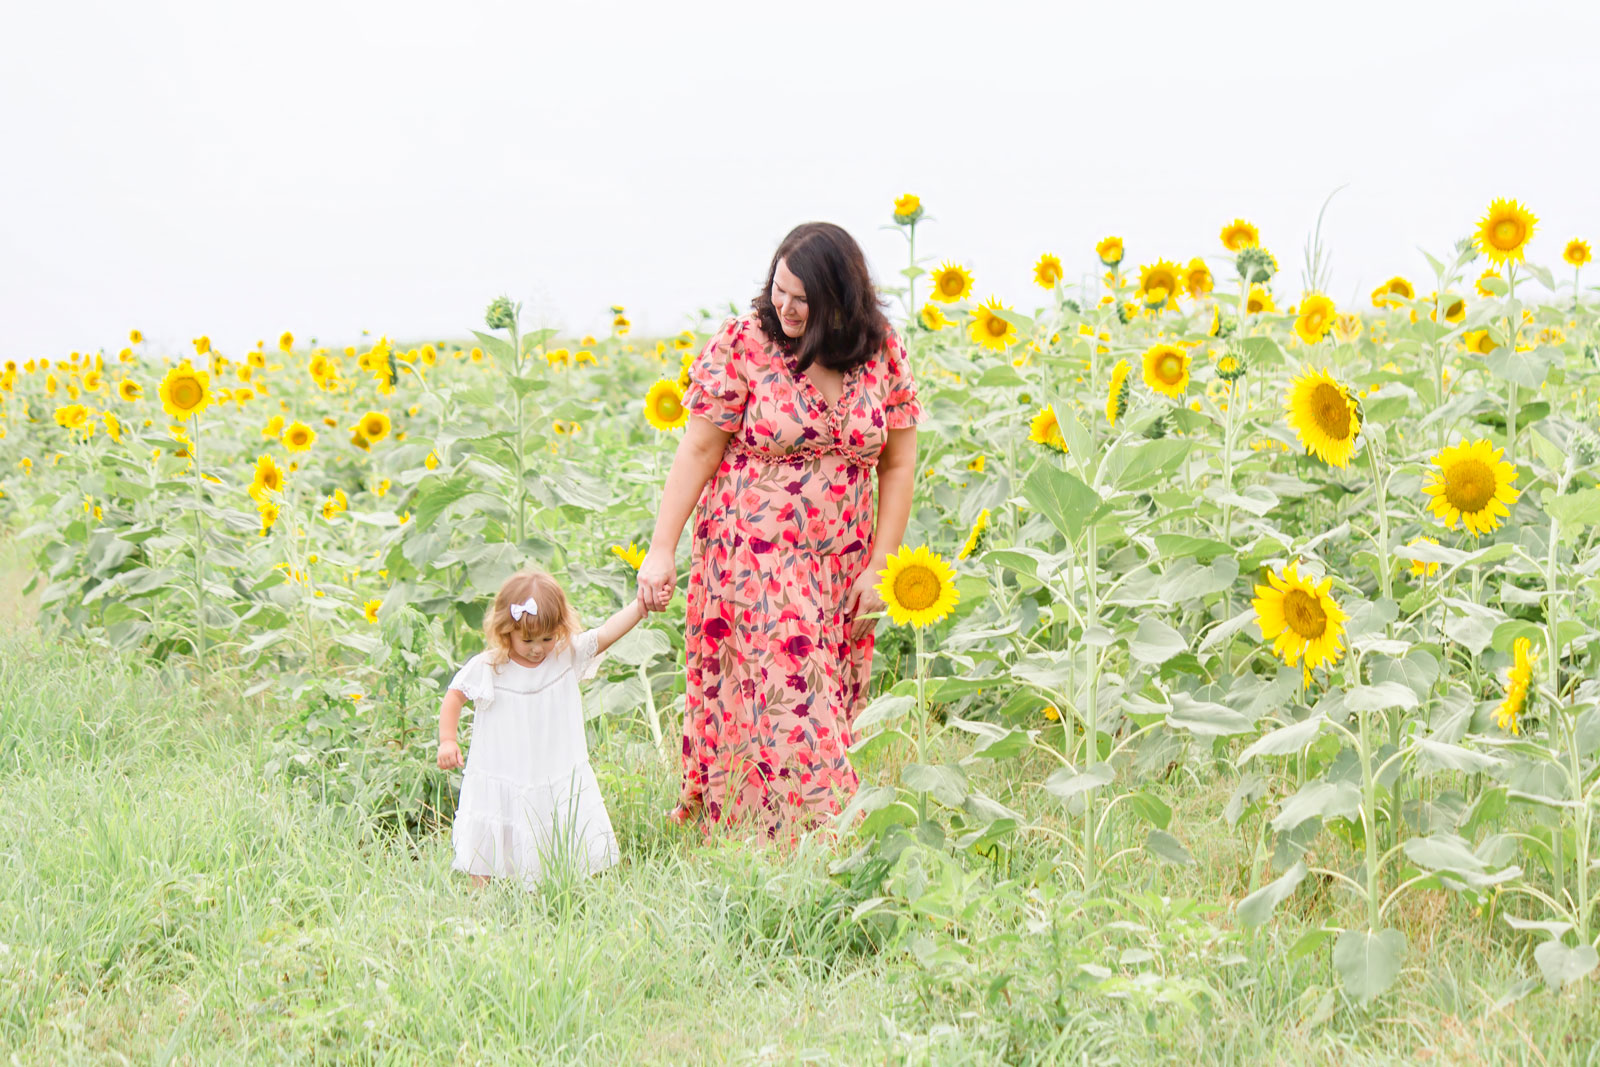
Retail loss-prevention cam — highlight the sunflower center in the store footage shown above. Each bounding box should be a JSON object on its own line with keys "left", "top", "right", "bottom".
{"left": 938, "top": 275, "right": 963, "bottom": 297}
{"left": 984, "top": 315, "right": 1009, "bottom": 338}
{"left": 892, "top": 565, "right": 941, "bottom": 611}
{"left": 1492, "top": 219, "right": 1523, "bottom": 248}
{"left": 1282, "top": 589, "right": 1328, "bottom": 640}
{"left": 171, "top": 378, "right": 202, "bottom": 408}
{"left": 1303, "top": 309, "right": 1327, "bottom": 332}
{"left": 1309, "top": 382, "right": 1352, "bottom": 440}
{"left": 655, "top": 393, "right": 682, "bottom": 418}
{"left": 1443, "top": 457, "right": 1496, "bottom": 513}
{"left": 1156, "top": 353, "right": 1183, "bottom": 383}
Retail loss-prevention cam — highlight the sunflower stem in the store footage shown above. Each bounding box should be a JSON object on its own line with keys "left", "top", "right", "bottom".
{"left": 188, "top": 412, "right": 206, "bottom": 672}
{"left": 1359, "top": 703, "right": 1381, "bottom": 930}
{"left": 1363, "top": 434, "right": 1392, "bottom": 612}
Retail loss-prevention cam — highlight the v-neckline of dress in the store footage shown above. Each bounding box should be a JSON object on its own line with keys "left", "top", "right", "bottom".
{"left": 782, "top": 348, "right": 867, "bottom": 423}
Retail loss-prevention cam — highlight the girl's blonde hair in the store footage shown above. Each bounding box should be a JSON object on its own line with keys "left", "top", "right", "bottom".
{"left": 481, "top": 568, "right": 582, "bottom": 668}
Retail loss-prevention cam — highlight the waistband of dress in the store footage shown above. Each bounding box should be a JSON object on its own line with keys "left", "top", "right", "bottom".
{"left": 725, "top": 435, "right": 875, "bottom": 469}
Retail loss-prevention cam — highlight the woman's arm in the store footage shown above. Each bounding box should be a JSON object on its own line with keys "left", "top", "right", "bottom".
{"left": 870, "top": 426, "right": 919, "bottom": 567}
{"left": 637, "top": 415, "right": 732, "bottom": 611}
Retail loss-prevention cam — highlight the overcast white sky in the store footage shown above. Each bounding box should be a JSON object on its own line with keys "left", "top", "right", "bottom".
{"left": 3, "top": 0, "right": 1597, "bottom": 360}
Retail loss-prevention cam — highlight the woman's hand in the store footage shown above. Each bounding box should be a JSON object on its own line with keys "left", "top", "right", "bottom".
{"left": 437, "top": 740, "right": 463, "bottom": 770}
{"left": 637, "top": 549, "right": 676, "bottom": 613}
{"left": 845, "top": 565, "right": 886, "bottom": 640}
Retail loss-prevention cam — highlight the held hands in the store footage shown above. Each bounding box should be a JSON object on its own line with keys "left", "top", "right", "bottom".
{"left": 845, "top": 565, "right": 886, "bottom": 641}
{"left": 437, "top": 740, "right": 463, "bottom": 770}
{"left": 636, "top": 549, "right": 676, "bottom": 614}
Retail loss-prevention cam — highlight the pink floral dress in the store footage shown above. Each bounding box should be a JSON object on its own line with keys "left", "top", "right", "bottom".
{"left": 678, "top": 311, "right": 923, "bottom": 841}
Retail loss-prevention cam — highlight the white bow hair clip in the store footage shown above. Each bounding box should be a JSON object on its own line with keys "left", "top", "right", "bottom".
{"left": 508, "top": 597, "right": 539, "bottom": 622}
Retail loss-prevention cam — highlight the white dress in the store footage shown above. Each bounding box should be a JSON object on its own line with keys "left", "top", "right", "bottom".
{"left": 446, "top": 629, "right": 619, "bottom": 888}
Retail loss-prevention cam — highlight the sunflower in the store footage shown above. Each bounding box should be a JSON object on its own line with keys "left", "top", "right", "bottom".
{"left": 1475, "top": 198, "right": 1538, "bottom": 264}
{"left": 1219, "top": 219, "right": 1260, "bottom": 252}
{"left": 248, "top": 454, "right": 285, "bottom": 502}
{"left": 1565, "top": 239, "right": 1593, "bottom": 269}
{"left": 1137, "top": 260, "right": 1183, "bottom": 311}
{"left": 1475, "top": 269, "right": 1501, "bottom": 298}
{"left": 54, "top": 404, "right": 91, "bottom": 432}
{"left": 358, "top": 410, "right": 391, "bottom": 443}
{"left": 1331, "top": 312, "right": 1363, "bottom": 343}
{"left": 1184, "top": 258, "right": 1214, "bottom": 299}
{"left": 929, "top": 261, "right": 975, "bottom": 303}
{"left": 117, "top": 379, "right": 143, "bottom": 402}
{"left": 1142, "top": 286, "right": 1170, "bottom": 312}
{"left": 969, "top": 297, "right": 1020, "bottom": 352}
{"left": 1371, "top": 276, "right": 1414, "bottom": 309}
{"left": 130, "top": 329, "right": 143, "bottom": 344}
{"left": 1463, "top": 329, "right": 1498, "bottom": 355}
{"left": 644, "top": 379, "right": 688, "bottom": 431}
{"left": 610, "top": 542, "right": 647, "bottom": 569}
{"left": 1096, "top": 236, "right": 1124, "bottom": 268}
{"left": 966, "top": 454, "right": 985, "bottom": 472}
{"left": 283, "top": 421, "right": 316, "bottom": 452}
{"left": 1428, "top": 292, "right": 1466, "bottom": 324}
{"left": 80, "top": 368, "right": 104, "bottom": 393}
{"left": 256, "top": 499, "right": 280, "bottom": 536}
{"left": 876, "top": 544, "right": 960, "bottom": 628}
{"left": 1293, "top": 293, "right": 1337, "bottom": 344}
{"left": 1142, "top": 343, "right": 1190, "bottom": 398}
{"left": 278, "top": 331, "right": 294, "bottom": 353}
{"left": 920, "top": 304, "right": 950, "bottom": 331}
{"left": 1100, "top": 359, "right": 1132, "bottom": 427}
{"left": 892, "top": 193, "right": 921, "bottom": 223}
{"left": 1494, "top": 637, "right": 1539, "bottom": 735}
{"left": 1245, "top": 285, "right": 1275, "bottom": 314}
{"left": 1028, "top": 406, "right": 1068, "bottom": 453}
{"left": 1422, "top": 438, "right": 1520, "bottom": 536}
{"left": 1034, "top": 253, "right": 1064, "bottom": 289}
{"left": 263, "top": 413, "right": 285, "bottom": 439}
{"left": 102, "top": 411, "right": 123, "bottom": 443}
{"left": 1407, "top": 535, "right": 1440, "bottom": 578}
{"left": 1285, "top": 367, "right": 1361, "bottom": 467}
{"left": 1252, "top": 559, "right": 1349, "bottom": 683}
{"left": 158, "top": 361, "right": 211, "bottom": 420}
{"left": 350, "top": 428, "right": 371, "bottom": 452}
{"left": 957, "top": 509, "right": 991, "bottom": 561}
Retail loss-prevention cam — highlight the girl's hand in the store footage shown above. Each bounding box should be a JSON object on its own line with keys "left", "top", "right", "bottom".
{"left": 437, "top": 740, "right": 463, "bottom": 770}
{"left": 845, "top": 566, "right": 885, "bottom": 641}
{"left": 637, "top": 549, "right": 676, "bottom": 613}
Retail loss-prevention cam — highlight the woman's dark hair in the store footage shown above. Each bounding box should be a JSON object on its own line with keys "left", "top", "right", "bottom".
{"left": 751, "top": 222, "right": 890, "bottom": 373}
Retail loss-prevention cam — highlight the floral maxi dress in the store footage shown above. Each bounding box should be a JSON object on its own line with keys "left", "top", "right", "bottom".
{"left": 678, "top": 312, "right": 923, "bottom": 840}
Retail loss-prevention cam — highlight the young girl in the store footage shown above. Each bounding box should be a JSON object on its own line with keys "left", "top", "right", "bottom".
{"left": 436, "top": 568, "right": 646, "bottom": 890}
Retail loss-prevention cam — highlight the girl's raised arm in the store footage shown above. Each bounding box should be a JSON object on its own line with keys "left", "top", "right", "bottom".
{"left": 593, "top": 597, "right": 647, "bottom": 656}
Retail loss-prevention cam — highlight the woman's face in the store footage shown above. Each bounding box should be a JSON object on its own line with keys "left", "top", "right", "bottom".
{"left": 771, "top": 258, "right": 808, "bottom": 338}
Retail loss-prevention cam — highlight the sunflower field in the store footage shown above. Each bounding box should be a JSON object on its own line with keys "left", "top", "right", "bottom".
{"left": 4, "top": 193, "right": 1600, "bottom": 1027}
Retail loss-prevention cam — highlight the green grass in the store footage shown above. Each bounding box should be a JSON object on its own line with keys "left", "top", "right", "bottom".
{"left": 2, "top": 537, "right": 1596, "bottom": 1064}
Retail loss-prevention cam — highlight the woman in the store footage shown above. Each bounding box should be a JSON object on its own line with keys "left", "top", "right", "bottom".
{"left": 635, "top": 222, "right": 923, "bottom": 842}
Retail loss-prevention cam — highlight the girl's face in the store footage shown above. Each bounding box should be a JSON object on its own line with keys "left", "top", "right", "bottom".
{"left": 771, "top": 258, "right": 808, "bottom": 338}
{"left": 509, "top": 629, "right": 556, "bottom": 666}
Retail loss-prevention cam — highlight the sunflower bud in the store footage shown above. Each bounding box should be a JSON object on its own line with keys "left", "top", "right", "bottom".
{"left": 1144, "top": 413, "right": 1168, "bottom": 439}
{"left": 1236, "top": 246, "right": 1276, "bottom": 285}
{"left": 1215, "top": 350, "right": 1247, "bottom": 382}
{"left": 484, "top": 295, "right": 517, "bottom": 331}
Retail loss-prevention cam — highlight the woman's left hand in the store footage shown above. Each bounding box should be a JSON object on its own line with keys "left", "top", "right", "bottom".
{"left": 845, "top": 566, "right": 886, "bottom": 641}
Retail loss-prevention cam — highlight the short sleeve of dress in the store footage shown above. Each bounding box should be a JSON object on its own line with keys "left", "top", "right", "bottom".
{"left": 571, "top": 628, "right": 604, "bottom": 683}
{"left": 446, "top": 653, "right": 496, "bottom": 713}
{"left": 683, "top": 317, "right": 750, "bottom": 432}
{"left": 882, "top": 330, "right": 924, "bottom": 430}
